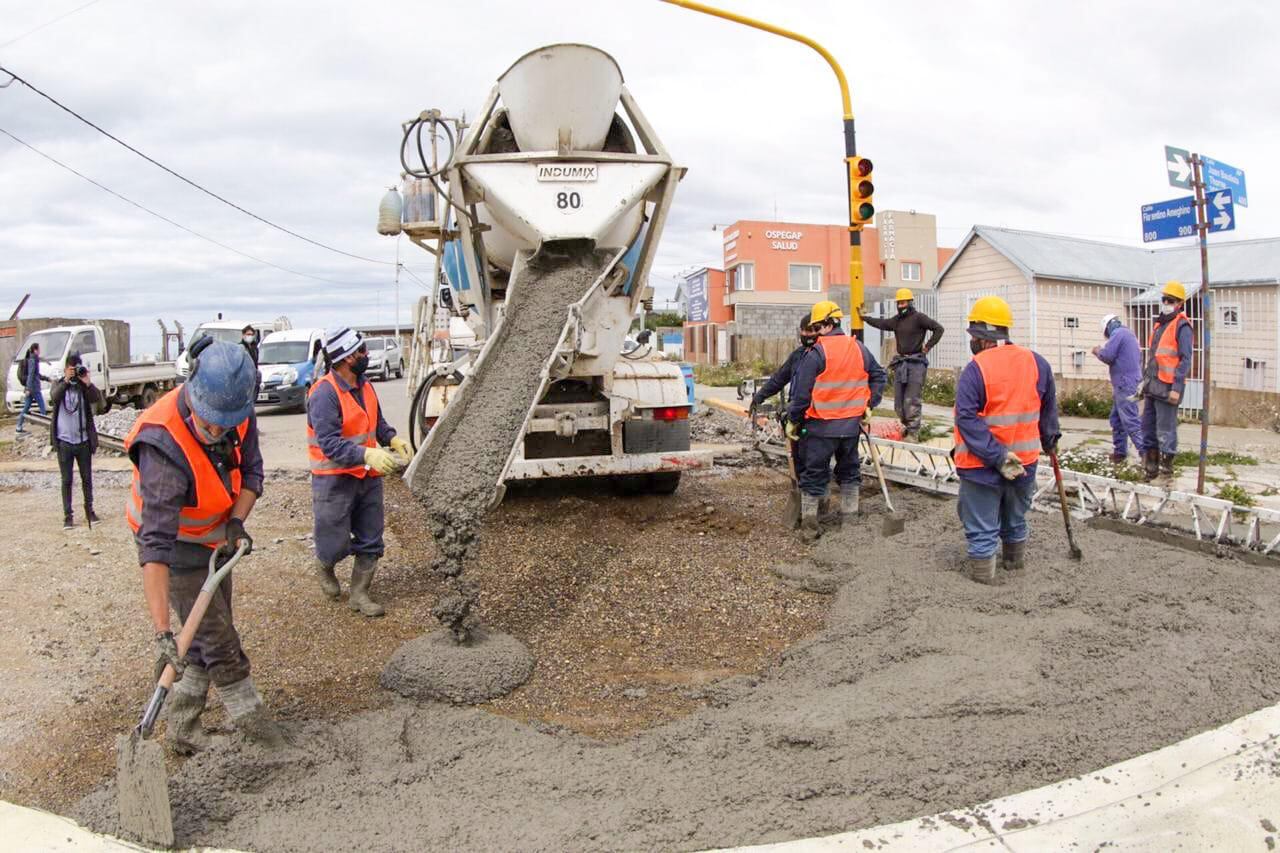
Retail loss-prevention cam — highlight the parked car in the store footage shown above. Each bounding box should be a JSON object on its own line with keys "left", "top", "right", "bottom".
{"left": 366, "top": 336, "right": 403, "bottom": 381}
{"left": 255, "top": 328, "right": 325, "bottom": 411}
{"left": 177, "top": 318, "right": 290, "bottom": 378}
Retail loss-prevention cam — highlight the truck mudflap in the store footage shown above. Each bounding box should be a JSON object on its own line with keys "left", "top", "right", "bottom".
{"left": 504, "top": 449, "right": 713, "bottom": 481}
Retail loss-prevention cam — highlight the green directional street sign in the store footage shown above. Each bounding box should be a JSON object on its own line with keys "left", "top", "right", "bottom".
{"left": 1165, "top": 145, "right": 1192, "bottom": 189}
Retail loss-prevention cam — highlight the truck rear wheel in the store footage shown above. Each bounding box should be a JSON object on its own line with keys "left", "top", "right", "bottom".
{"left": 649, "top": 472, "right": 681, "bottom": 494}
{"left": 139, "top": 385, "right": 159, "bottom": 409}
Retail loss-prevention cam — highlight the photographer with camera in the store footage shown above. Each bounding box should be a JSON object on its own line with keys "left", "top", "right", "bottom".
{"left": 50, "top": 352, "right": 101, "bottom": 529}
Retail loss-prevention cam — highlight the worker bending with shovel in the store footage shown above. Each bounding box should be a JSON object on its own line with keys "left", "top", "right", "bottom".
{"left": 858, "top": 288, "right": 944, "bottom": 441}
{"left": 786, "top": 301, "right": 887, "bottom": 541}
{"left": 953, "top": 297, "right": 1060, "bottom": 584}
{"left": 308, "top": 327, "right": 411, "bottom": 615}
{"left": 125, "top": 339, "right": 284, "bottom": 753}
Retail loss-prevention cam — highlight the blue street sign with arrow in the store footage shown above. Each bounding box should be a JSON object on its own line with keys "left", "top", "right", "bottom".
{"left": 1141, "top": 195, "right": 1197, "bottom": 242}
{"left": 1201, "top": 156, "right": 1247, "bottom": 207}
{"left": 1206, "top": 189, "right": 1235, "bottom": 233}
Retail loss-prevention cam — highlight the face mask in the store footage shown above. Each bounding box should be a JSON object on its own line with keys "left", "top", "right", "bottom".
{"left": 969, "top": 338, "right": 986, "bottom": 356}
{"left": 351, "top": 354, "right": 370, "bottom": 376}
{"left": 897, "top": 305, "right": 911, "bottom": 317}
{"left": 243, "top": 334, "right": 256, "bottom": 344}
{"left": 800, "top": 334, "right": 817, "bottom": 347}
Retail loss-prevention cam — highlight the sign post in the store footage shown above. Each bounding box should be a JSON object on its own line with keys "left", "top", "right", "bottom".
{"left": 1191, "top": 155, "right": 1213, "bottom": 495}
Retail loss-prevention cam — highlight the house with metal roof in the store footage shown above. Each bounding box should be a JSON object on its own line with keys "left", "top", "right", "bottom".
{"left": 931, "top": 227, "right": 1280, "bottom": 404}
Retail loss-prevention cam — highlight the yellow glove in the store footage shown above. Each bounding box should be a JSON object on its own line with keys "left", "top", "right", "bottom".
{"left": 364, "top": 446, "right": 402, "bottom": 475}
{"left": 389, "top": 436, "right": 412, "bottom": 464}
{"left": 784, "top": 420, "right": 805, "bottom": 441}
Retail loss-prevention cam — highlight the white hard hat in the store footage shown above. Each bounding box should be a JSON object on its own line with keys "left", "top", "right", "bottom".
{"left": 1101, "top": 314, "right": 1118, "bottom": 332}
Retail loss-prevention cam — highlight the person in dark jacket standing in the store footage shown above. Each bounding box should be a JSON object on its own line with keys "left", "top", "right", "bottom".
{"left": 858, "top": 288, "right": 944, "bottom": 440}
{"left": 750, "top": 313, "right": 818, "bottom": 409}
{"left": 15, "top": 342, "right": 48, "bottom": 434}
{"left": 50, "top": 352, "right": 102, "bottom": 528}
{"left": 787, "top": 301, "right": 887, "bottom": 540}
{"left": 240, "top": 325, "right": 260, "bottom": 367}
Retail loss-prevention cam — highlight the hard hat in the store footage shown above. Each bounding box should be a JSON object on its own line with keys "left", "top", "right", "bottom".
{"left": 894, "top": 287, "right": 914, "bottom": 302}
{"left": 810, "top": 300, "right": 843, "bottom": 325}
{"left": 324, "top": 326, "right": 365, "bottom": 362}
{"left": 184, "top": 340, "right": 256, "bottom": 428}
{"left": 1101, "top": 313, "right": 1118, "bottom": 332}
{"left": 966, "top": 295, "right": 1013, "bottom": 340}
{"left": 1161, "top": 280, "right": 1187, "bottom": 301}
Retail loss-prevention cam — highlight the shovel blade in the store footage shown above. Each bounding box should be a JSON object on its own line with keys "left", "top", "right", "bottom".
{"left": 783, "top": 487, "right": 801, "bottom": 530}
{"left": 116, "top": 732, "right": 173, "bottom": 848}
{"left": 881, "top": 513, "right": 906, "bottom": 537}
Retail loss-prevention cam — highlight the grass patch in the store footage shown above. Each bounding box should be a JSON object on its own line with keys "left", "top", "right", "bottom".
{"left": 1057, "top": 447, "right": 1146, "bottom": 482}
{"left": 1058, "top": 387, "right": 1114, "bottom": 419}
{"left": 1172, "top": 449, "right": 1257, "bottom": 467}
{"left": 922, "top": 372, "right": 956, "bottom": 407}
{"left": 1215, "top": 482, "right": 1255, "bottom": 509}
{"left": 693, "top": 358, "right": 778, "bottom": 388}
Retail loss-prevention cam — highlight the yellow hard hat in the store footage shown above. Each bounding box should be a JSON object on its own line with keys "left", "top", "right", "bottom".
{"left": 966, "top": 295, "right": 1013, "bottom": 339}
{"left": 1161, "top": 280, "right": 1187, "bottom": 301}
{"left": 810, "top": 300, "right": 843, "bottom": 325}
{"left": 894, "top": 287, "right": 914, "bottom": 302}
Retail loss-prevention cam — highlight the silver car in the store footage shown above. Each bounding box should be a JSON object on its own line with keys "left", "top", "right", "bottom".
{"left": 366, "top": 336, "right": 404, "bottom": 381}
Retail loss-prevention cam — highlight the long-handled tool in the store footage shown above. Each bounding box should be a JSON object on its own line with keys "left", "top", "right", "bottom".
{"left": 1049, "top": 449, "right": 1083, "bottom": 560}
{"left": 782, "top": 435, "right": 802, "bottom": 529}
{"left": 862, "top": 423, "right": 906, "bottom": 537}
{"left": 116, "top": 542, "right": 249, "bottom": 848}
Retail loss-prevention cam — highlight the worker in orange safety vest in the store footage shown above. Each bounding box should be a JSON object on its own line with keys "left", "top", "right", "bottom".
{"left": 1139, "top": 281, "right": 1194, "bottom": 481}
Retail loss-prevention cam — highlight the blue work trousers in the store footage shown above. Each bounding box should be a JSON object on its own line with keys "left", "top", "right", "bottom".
{"left": 16, "top": 388, "right": 46, "bottom": 431}
{"left": 957, "top": 475, "right": 1035, "bottom": 559}
{"left": 1141, "top": 396, "right": 1179, "bottom": 455}
{"left": 312, "top": 474, "right": 386, "bottom": 566}
{"left": 797, "top": 433, "right": 861, "bottom": 497}
{"left": 1110, "top": 384, "right": 1145, "bottom": 457}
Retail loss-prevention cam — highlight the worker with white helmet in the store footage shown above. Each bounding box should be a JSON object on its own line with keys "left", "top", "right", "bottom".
{"left": 306, "top": 327, "right": 411, "bottom": 616}
{"left": 1091, "top": 313, "right": 1146, "bottom": 464}
{"left": 124, "top": 338, "right": 284, "bottom": 753}
{"left": 1140, "top": 281, "right": 1194, "bottom": 481}
{"left": 858, "top": 287, "right": 944, "bottom": 440}
{"left": 953, "top": 297, "right": 1060, "bottom": 585}
{"left": 786, "top": 300, "right": 887, "bottom": 541}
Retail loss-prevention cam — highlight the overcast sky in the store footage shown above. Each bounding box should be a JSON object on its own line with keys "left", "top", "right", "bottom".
{"left": 1, "top": 0, "right": 1276, "bottom": 355}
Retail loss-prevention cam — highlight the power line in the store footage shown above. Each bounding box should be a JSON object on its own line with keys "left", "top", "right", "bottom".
{"left": 0, "top": 0, "right": 107, "bottom": 49}
{"left": 0, "top": 125, "right": 354, "bottom": 286}
{"left": 0, "top": 63, "right": 394, "bottom": 266}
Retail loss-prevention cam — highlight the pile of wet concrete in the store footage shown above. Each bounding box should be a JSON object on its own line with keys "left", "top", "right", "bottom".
{"left": 77, "top": 487, "right": 1280, "bottom": 851}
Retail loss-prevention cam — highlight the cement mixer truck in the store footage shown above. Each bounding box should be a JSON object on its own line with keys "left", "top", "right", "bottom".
{"left": 384, "top": 44, "right": 710, "bottom": 501}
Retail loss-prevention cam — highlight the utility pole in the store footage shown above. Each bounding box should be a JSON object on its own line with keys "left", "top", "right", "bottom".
{"left": 1191, "top": 154, "right": 1213, "bottom": 495}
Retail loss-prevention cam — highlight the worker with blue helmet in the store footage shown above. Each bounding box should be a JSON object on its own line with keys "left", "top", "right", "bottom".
{"left": 124, "top": 338, "right": 285, "bottom": 753}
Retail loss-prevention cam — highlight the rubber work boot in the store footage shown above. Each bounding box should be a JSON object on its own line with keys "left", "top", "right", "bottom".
{"left": 1109, "top": 453, "right": 1127, "bottom": 464}
{"left": 1001, "top": 540, "right": 1027, "bottom": 578}
{"left": 165, "top": 665, "right": 211, "bottom": 755}
{"left": 219, "top": 676, "right": 287, "bottom": 749}
{"left": 1159, "top": 452, "right": 1176, "bottom": 479}
{"left": 967, "top": 554, "right": 999, "bottom": 585}
{"left": 799, "top": 494, "right": 822, "bottom": 544}
{"left": 1143, "top": 448, "right": 1161, "bottom": 482}
{"left": 313, "top": 558, "right": 340, "bottom": 600}
{"left": 348, "top": 554, "right": 385, "bottom": 617}
{"left": 840, "top": 486, "right": 860, "bottom": 519}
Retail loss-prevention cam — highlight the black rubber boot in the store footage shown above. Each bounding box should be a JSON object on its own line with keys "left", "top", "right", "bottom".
{"left": 1159, "top": 453, "right": 1176, "bottom": 478}
{"left": 967, "top": 554, "right": 999, "bottom": 585}
{"left": 1001, "top": 540, "right": 1027, "bottom": 577}
{"left": 1143, "top": 449, "right": 1161, "bottom": 481}
{"left": 799, "top": 494, "right": 821, "bottom": 544}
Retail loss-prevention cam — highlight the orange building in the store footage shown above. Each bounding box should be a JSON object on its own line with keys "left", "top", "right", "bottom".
{"left": 683, "top": 210, "right": 950, "bottom": 364}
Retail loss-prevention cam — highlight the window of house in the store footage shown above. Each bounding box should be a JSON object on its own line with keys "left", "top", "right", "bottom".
{"left": 729, "top": 263, "right": 754, "bottom": 291}
{"left": 1218, "top": 302, "right": 1242, "bottom": 333}
{"left": 901, "top": 261, "right": 922, "bottom": 282}
{"left": 1063, "top": 316, "right": 1079, "bottom": 329}
{"left": 788, "top": 263, "right": 822, "bottom": 292}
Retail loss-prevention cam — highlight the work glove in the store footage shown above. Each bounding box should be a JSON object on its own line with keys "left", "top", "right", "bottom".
{"left": 153, "top": 630, "right": 185, "bottom": 683}
{"left": 784, "top": 419, "right": 806, "bottom": 441}
{"left": 216, "top": 517, "right": 253, "bottom": 560}
{"left": 389, "top": 435, "right": 413, "bottom": 464}
{"left": 364, "top": 446, "right": 403, "bottom": 475}
{"left": 998, "top": 451, "right": 1025, "bottom": 481}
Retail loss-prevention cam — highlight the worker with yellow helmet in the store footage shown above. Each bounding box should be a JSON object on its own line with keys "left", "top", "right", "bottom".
{"left": 1140, "top": 281, "right": 1194, "bottom": 481}
{"left": 858, "top": 287, "right": 945, "bottom": 440}
{"left": 786, "top": 300, "right": 887, "bottom": 541}
{"left": 952, "top": 296, "right": 1060, "bottom": 584}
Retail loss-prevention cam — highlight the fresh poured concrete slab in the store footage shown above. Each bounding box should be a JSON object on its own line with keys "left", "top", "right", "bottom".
{"left": 729, "top": 703, "right": 1280, "bottom": 852}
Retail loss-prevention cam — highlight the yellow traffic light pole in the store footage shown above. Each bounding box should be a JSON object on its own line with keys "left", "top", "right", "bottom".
{"left": 658, "top": 0, "right": 870, "bottom": 334}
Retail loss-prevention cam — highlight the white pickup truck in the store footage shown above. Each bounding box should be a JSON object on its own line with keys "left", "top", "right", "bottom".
{"left": 5, "top": 324, "right": 179, "bottom": 413}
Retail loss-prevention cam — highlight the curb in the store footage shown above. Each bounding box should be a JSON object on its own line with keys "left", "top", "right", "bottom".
{"left": 702, "top": 397, "right": 749, "bottom": 418}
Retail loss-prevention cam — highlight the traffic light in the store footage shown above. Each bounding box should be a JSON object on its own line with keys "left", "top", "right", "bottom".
{"left": 849, "top": 156, "right": 874, "bottom": 228}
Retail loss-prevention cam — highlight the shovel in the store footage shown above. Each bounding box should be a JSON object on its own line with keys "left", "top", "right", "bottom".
{"left": 1049, "top": 449, "right": 1083, "bottom": 560}
{"left": 782, "top": 436, "right": 802, "bottom": 529}
{"left": 116, "top": 541, "right": 249, "bottom": 848}
{"left": 862, "top": 423, "right": 906, "bottom": 537}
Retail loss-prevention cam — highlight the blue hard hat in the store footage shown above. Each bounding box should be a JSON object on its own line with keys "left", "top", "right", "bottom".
{"left": 184, "top": 339, "right": 256, "bottom": 427}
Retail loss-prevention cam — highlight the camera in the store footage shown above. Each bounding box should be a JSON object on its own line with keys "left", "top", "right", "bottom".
{"left": 75, "top": 365, "right": 88, "bottom": 377}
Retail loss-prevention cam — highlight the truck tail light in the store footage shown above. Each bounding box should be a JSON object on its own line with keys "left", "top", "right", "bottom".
{"left": 652, "top": 406, "right": 689, "bottom": 421}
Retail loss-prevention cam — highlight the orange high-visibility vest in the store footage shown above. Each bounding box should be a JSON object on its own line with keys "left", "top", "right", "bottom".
{"left": 1148, "top": 312, "right": 1190, "bottom": 385}
{"left": 307, "top": 372, "right": 381, "bottom": 478}
{"left": 953, "top": 344, "right": 1042, "bottom": 469}
{"left": 805, "top": 335, "right": 871, "bottom": 420}
{"left": 124, "top": 387, "right": 248, "bottom": 549}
